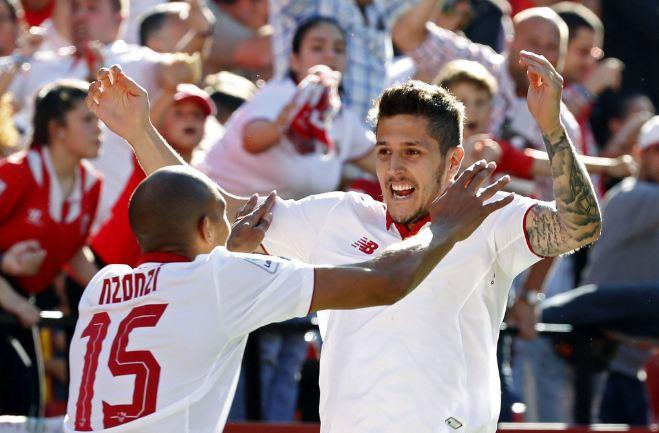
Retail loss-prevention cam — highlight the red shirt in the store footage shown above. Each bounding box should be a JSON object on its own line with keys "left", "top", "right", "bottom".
{"left": 494, "top": 139, "right": 535, "bottom": 180}
{"left": 91, "top": 157, "right": 145, "bottom": 267}
{"left": 0, "top": 148, "right": 102, "bottom": 293}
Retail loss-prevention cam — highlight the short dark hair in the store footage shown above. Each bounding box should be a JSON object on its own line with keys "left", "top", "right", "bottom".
{"left": 552, "top": 2, "right": 603, "bottom": 46}
{"left": 31, "top": 80, "right": 88, "bottom": 148}
{"left": 373, "top": 81, "right": 464, "bottom": 155}
{"left": 138, "top": 3, "right": 185, "bottom": 46}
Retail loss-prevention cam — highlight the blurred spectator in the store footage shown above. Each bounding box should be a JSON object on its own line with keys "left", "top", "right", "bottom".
{"left": 122, "top": 0, "right": 164, "bottom": 45}
{"left": 553, "top": 2, "right": 622, "bottom": 159}
{"left": 0, "top": 80, "right": 102, "bottom": 416}
{"left": 595, "top": 92, "right": 656, "bottom": 159}
{"left": 0, "top": 0, "right": 203, "bottom": 242}
{"left": 582, "top": 115, "right": 659, "bottom": 425}
{"left": 270, "top": 0, "right": 422, "bottom": 120}
{"left": 205, "top": 0, "right": 272, "bottom": 81}
{"left": 204, "top": 70, "right": 257, "bottom": 125}
{"left": 138, "top": 1, "right": 215, "bottom": 56}
{"left": 199, "top": 16, "right": 376, "bottom": 199}
{"left": 463, "top": 0, "right": 512, "bottom": 53}
{"left": 0, "top": 0, "right": 21, "bottom": 56}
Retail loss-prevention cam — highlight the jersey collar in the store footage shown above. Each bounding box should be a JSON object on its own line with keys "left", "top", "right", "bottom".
{"left": 385, "top": 212, "right": 431, "bottom": 240}
{"left": 137, "top": 252, "right": 193, "bottom": 266}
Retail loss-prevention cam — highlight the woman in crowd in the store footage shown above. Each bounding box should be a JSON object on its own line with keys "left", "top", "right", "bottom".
{"left": 0, "top": 80, "right": 102, "bottom": 416}
{"left": 198, "top": 16, "right": 376, "bottom": 199}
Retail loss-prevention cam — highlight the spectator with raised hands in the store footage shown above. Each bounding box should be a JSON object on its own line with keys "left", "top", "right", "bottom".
{"left": 198, "top": 16, "right": 376, "bottom": 201}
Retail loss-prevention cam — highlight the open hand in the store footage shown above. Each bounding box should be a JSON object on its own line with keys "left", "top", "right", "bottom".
{"left": 519, "top": 51, "right": 563, "bottom": 135}
{"left": 1, "top": 240, "right": 46, "bottom": 277}
{"left": 87, "top": 65, "right": 151, "bottom": 143}
{"left": 226, "top": 192, "right": 276, "bottom": 253}
{"left": 430, "top": 161, "right": 513, "bottom": 242}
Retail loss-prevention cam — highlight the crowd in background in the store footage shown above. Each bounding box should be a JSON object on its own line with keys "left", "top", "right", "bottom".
{"left": 0, "top": 0, "right": 657, "bottom": 427}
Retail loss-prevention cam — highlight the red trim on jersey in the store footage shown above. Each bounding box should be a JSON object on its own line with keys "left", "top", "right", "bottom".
{"left": 385, "top": 212, "right": 431, "bottom": 240}
{"left": 523, "top": 204, "right": 547, "bottom": 259}
{"left": 307, "top": 268, "right": 317, "bottom": 315}
{"left": 260, "top": 243, "right": 270, "bottom": 255}
{"left": 137, "top": 252, "right": 192, "bottom": 266}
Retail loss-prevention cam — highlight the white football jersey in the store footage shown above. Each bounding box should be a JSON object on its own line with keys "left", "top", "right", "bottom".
{"left": 263, "top": 191, "right": 542, "bottom": 433}
{"left": 64, "top": 247, "right": 314, "bottom": 433}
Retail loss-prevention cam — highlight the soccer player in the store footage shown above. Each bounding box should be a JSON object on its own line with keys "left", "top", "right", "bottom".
{"left": 86, "top": 52, "right": 601, "bottom": 433}
{"left": 65, "top": 152, "right": 510, "bottom": 432}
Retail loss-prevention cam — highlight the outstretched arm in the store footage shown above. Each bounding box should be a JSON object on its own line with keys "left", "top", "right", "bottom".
{"left": 226, "top": 162, "right": 514, "bottom": 311}
{"left": 519, "top": 51, "right": 602, "bottom": 257}
{"left": 86, "top": 65, "right": 250, "bottom": 220}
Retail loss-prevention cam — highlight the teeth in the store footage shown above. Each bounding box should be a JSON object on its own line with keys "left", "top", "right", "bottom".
{"left": 391, "top": 184, "right": 414, "bottom": 191}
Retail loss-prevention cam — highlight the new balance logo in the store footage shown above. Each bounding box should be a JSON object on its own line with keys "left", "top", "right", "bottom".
{"left": 351, "top": 237, "right": 379, "bottom": 255}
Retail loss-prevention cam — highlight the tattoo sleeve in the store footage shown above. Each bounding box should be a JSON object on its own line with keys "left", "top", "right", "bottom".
{"left": 525, "top": 128, "right": 602, "bottom": 256}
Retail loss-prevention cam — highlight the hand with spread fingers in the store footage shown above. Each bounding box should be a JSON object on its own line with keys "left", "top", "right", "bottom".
{"left": 430, "top": 161, "right": 513, "bottom": 242}
{"left": 86, "top": 65, "right": 151, "bottom": 143}
{"left": 519, "top": 50, "right": 564, "bottom": 137}
{"left": 226, "top": 192, "right": 276, "bottom": 253}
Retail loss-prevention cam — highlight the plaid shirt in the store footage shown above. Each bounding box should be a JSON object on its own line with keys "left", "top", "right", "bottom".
{"left": 270, "top": 0, "right": 418, "bottom": 120}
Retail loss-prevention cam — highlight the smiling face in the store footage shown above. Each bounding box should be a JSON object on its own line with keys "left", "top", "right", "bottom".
{"left": 375, "top": 114, "right": 463, "bottom": 224}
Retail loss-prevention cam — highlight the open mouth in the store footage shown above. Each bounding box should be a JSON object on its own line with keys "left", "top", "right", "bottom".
{"left": 183, "top": 127, "right": 197, "bottom": 136}
{"left": 390, "top": 182, "right": 416, "bottom": 200}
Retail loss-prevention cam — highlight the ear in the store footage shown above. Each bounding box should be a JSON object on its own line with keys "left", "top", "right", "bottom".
{"left": 47, "top": 119, "right": 63, "bottom": 143}
{"left": 447, "top": 146, "right": 465, "bottom": 179}
{"left": 199, "top": 215, "right": 214, "bottom": 245}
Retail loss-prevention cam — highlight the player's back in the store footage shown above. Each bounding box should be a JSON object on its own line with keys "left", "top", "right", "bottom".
{"left": 65, "top": 248, "right": 315, "bottom": 433}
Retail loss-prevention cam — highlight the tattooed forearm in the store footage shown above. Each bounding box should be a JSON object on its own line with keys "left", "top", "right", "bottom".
{"left": 526, "top": 128, "right": 602, "bottom": 256}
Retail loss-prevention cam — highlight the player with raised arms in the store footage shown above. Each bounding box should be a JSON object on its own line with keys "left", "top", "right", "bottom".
{"left": 64, "top": 74, "right": 512, "bottom": 431}
{"left": 81, "top": 50, "right": 601, "bottom": 433}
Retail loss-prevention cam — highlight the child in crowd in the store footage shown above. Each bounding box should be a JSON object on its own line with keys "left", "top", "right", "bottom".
{"left": 90, "top": 83, "right": 215, "bottom": 268}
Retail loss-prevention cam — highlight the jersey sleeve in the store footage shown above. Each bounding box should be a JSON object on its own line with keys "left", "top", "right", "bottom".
{"left": 262, "top": 191, "right": 345, "bottom": 261}
{"left": 211, "top": 249, "right": 315, "bottom": 338}
{"left": 488, "top": 193, "right": 544, "bottom": 277}
{"left": 0, "top": 158, "right": 29, "bottom": 223}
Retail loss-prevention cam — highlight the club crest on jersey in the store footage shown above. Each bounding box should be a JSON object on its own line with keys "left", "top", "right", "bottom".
{"left": 27, "top": 208, "right": 43, "bottom": 226}
{"left": 445, "top": 417, "right": 463, "bottom": 430}
{"left": 351, "top": 237, "right": 379, "bottom": 255}
{"left": 242, "top": 256, "right": 279, "bottom": 274}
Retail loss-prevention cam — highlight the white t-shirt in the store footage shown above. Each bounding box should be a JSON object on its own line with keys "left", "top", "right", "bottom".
{"left": 64, "top": 247, "right": 314, "bottom": 433}
{"left": 262, "top": 191, "right": 542, "bottom": 433}
{"left": 198, "top": 78, "right": 374, "bottom": 200}
{"left": 7, "top": 41, "right": 166, "bottom": 231}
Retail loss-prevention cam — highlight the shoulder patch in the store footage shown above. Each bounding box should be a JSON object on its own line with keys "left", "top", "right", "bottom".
{"left": 241, "top": 256, "right": 280, "bottom": 274}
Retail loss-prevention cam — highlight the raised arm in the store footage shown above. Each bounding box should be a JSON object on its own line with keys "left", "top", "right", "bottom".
{"left": 391, "top": 0, "right": 440, "bottom": 52}
{"left": 86, "top": 65, "right": 249, "bottom": 220}
{"left": 519, "top": 51, "right": 602, "bottom": 256}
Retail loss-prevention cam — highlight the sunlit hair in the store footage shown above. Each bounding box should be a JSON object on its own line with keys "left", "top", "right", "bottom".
{"left": 30, "top": 80, "right": 89, "bottom": 149}
{"left": 552, "top": 1, "right": 604, "bottom": 48}
{"left": 371, "top": 80, "right": 464, "bottom": 155}
{"left": 434, "top": 59, "right": 498, "bottom": 98}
